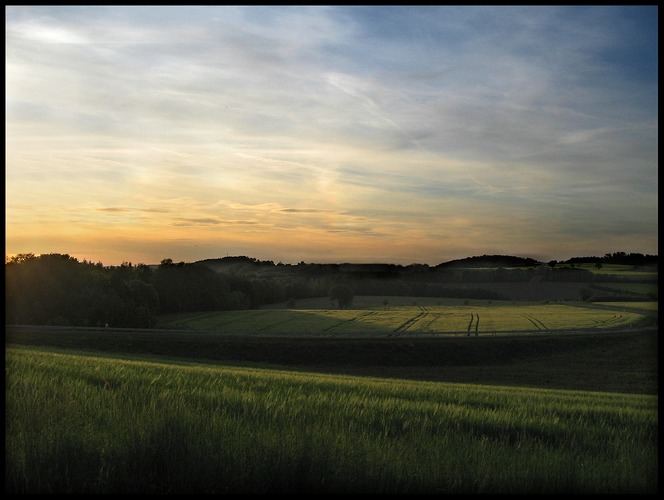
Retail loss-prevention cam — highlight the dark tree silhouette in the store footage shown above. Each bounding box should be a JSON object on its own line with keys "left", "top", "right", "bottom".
{"left": 329, "top": 283, "right": 354, "bottom": 309}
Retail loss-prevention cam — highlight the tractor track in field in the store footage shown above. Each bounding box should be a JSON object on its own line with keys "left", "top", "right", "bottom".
{"left": 395, "top": 306, "right": 428, "bottom": 333}
{"left": 521, "top": 314, "right": 548, "bottom": 330}
{"left": 593, "top": 313, "right": 624, "bottom": 327}
{"left": 324, "top": 310, "right": 379, "bottom": 332}
{"left": 6, "top": 323, "right": 658, "bottom": 342}
{"left": 467, "top": 313, "right": 480, "bottom": 335}
{"left": 256, "top": 313, "right": 300, "bottom": 332}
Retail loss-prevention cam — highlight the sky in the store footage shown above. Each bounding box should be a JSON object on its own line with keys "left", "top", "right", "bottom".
{"left": 5, "top": 6, "right": 659, "bottom": 266}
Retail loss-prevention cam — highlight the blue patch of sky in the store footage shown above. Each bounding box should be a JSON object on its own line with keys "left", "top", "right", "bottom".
{"left": 595, "top": 6, "right": 658, "bottom": 84}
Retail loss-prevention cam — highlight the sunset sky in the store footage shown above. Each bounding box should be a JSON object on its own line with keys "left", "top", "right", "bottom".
{"left": 6, "top": 6, "right": 658, "bottom": 266}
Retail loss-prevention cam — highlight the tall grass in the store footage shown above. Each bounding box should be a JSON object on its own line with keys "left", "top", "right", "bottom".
{"left": 6, "top": 346, "right": 657, "bottom": 494}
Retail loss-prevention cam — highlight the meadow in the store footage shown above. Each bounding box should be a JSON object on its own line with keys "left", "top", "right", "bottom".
{"left": 157, "top": 298, "right": 652, "bottom": 334}
{"left": 5, "top": 345, "right": 658, "bottom": 494}
{"left": 594, "top": 301, "right": 658, "bottom": 313}
{"left": 578, "top": 263, "right": 658, "bottom": 277}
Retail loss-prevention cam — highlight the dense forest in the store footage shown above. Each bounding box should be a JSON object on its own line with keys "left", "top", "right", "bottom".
{"left": 5, "top": 252, "right": 657, "bottom": 328}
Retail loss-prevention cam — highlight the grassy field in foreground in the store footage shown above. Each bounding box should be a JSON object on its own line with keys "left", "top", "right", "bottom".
{"left": 6, "top": 346, "right": 657, "bottom": 494}
{"left": 157, "top": 301, "right": 651, "bottom": 334}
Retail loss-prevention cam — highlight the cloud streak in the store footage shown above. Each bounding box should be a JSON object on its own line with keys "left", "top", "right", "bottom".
{"left": 5, "top": 6, "right": 658, "bottom": 265}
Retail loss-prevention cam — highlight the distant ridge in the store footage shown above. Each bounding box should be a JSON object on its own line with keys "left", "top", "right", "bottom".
{"left": 435, "top": 255, "right": 542, "bottom": 269}
{"left": 195, "top": 252, "right": 657, "bottom": 271}
{"left": 194, "top": 254, "right": 544, "bottom": 276}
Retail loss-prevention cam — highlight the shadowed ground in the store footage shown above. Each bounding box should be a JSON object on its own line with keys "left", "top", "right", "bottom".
{"left": 6, "top": 325, "right": 657, "bottom": 395}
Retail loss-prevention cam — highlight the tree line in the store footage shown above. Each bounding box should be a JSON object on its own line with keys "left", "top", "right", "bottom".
{"left": 565, "top": 252, "right": 658, "bottom": 267}
{"left": 4, "top": 253, "right": 513, "bottom": 328}
{"left": 5, "top": 251, "right": 657, "bottom": 328}
{"left": 5, "top": 254, "right": 332, "bottom": 328}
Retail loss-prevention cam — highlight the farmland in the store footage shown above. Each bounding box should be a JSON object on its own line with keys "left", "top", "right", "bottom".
{"left": 5, "top": 255, "right": 658, "bottom": 493}
{"left": 157, "top": 298, "right": 653, "bottom": 334}
{"left": 6, "top": 321, "right": 658, "bottom": 396}
{"left": 5, "top": 345, "right": 658, "bottom": 494}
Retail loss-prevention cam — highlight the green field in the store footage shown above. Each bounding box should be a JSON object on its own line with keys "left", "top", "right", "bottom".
{"left": 572, "top": 263, "right": 658, "bottom": 278}
{"left": 6, "top": 292, "right": 658, "bottom": 493}
{"left": 7, "top": 324, "right": 657, "bottom": 395}
{"left": 594, "top": 301, "right": 658, "bottom": 313}
{"left": 6, "top": 345, "right": 658, "bottom": 494}
{"left": 157, "top": 300, "right": 652, "bottom": 334}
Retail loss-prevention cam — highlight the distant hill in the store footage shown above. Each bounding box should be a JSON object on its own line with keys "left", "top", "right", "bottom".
{"left": 196, "top": 256, "right": 278, "bottom": 274}
{"left": 196, "top": 253, "right": 657, "bottom": 275}
{"left": 435, "top": 255, "right": 542, "bottom": 269}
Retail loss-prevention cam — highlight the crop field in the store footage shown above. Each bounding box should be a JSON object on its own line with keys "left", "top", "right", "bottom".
{"left": 6, "top": 345, "right": 657, "bottom": 494}
{"left": 594, "top": 301, "right": 658, "bottom": 313}
{"left": 572, "top": 263, "right": 658, "bottom": 277}
{"left": 158, "top": 301, "right": 650, "bottom": 334}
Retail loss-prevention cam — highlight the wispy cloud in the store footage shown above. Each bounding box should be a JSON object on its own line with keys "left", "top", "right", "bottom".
{"left": 5, "top": 6, "right": 658, "bottom": 265}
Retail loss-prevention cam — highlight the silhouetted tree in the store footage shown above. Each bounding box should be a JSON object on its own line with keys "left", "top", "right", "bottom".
{"left": 329, "top": 283, "right": 354, "bottom": 309}
{"left": 151, "top": 261, "right": 230, "bottom": 313}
